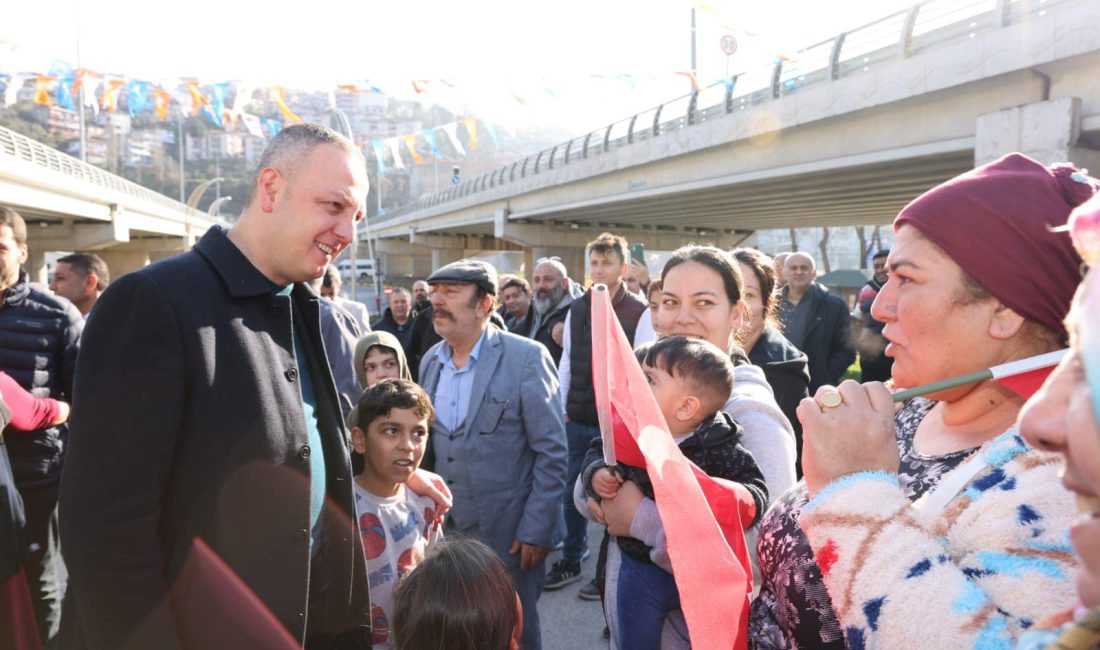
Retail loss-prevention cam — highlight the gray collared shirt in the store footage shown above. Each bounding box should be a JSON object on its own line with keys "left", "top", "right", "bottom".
{"left": 432, "top": 327, "right": 488, "bottom": 431}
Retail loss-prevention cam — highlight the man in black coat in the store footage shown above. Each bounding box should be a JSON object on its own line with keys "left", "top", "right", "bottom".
{"left": 777, "top": 252, "right": 855, "bottom": 392}
{"left": 371, "top": 287, "right": 415, "bottom": 353}
{"left": 0, "top": 206, "right": 82, "bottom": 644}
{"left": 59, "top": 124, "right": 406, "bottom": 649}
{"left": 523, "top": 257, "right": 574, "bottom": 366}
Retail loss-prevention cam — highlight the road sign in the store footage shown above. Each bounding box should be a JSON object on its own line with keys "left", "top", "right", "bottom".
{"left": 384, "top": 285, "right": 393, "bottom": 296}
{"left": 451, "top": 175, "right": 460, "bottom": 185}
{"left": 720, "top": 34, "right": 738, "bottom": 56}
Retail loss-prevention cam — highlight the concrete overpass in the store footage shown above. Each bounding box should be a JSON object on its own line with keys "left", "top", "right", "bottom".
{"left": 369, "top": 0, "right": 1100, "bottom": 279}
{"left": 0, "top": 124, "right": 217, "bottom": 281}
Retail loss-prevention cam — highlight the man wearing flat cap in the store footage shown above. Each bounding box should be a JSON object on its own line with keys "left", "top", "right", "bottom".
{"left": 418, "top": 259, "right": 567, "bottom": 650}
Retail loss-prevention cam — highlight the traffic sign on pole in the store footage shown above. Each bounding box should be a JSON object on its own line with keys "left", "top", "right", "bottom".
{"left": 720, "top": 34, "right": 738, "bottom": 56}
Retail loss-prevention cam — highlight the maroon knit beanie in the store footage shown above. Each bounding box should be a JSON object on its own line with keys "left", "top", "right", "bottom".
{"left": 894, "top": 153, "right": 1095, "bottom": 337}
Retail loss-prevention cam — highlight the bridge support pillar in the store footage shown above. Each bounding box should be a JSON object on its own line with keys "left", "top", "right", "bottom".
{"left": 374, "top": 238, "right": 433, "bottom": 279}
{"left": 97, "top": 249, "right": 151, "bottom": 280}
{"left": 975, "top": 97, "right": 1100, "bottom": 169}
{"left": 26, "top": 249, "right": 48, "bottom": 285}
{"left": 431, "top": 248, "right": 465, "bottom": 270}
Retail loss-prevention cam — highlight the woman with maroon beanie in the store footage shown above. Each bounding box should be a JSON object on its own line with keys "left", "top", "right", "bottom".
{"left": 751, "top": 153, "right": 1095, "bottom": 649}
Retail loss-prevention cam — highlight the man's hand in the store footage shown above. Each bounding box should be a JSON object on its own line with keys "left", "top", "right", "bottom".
{"left": 601, "top": 479, "right": 645, "bottom": 537}
{"left": 509, "top": 540, "right": 551, "bottom": 571}
{"left": 629, "top": 259, "right": 651, "bottom": 286}
{"left": 407, "top": 469, "right": 453, "bottom": 521}
{"left": 592, "top": 467, "right": 622, "bottom": 499}
{"left": 551, "top": 321, "right": 565, "bottom": 346}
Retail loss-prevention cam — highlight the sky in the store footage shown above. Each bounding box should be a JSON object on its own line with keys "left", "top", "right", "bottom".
{"left": 2, "top": 0, "right": 919, "bottom": 132}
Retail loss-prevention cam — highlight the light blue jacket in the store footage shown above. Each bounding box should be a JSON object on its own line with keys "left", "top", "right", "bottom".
{"left": 420, "top": 324, "right": 568, "bottom": 552}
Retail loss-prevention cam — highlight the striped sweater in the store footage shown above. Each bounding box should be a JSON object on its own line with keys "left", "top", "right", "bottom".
{"left": 799, "top": 430, "right": 1078, "bottom": 649}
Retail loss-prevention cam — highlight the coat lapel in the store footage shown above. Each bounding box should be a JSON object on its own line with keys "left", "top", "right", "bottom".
{"left": 464, "top": 326, "right": 504, "bottom": 429}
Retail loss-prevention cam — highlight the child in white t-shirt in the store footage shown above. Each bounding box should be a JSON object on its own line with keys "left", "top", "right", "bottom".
{"left": 351, "top": 378, "right": 443, "bottom": 649}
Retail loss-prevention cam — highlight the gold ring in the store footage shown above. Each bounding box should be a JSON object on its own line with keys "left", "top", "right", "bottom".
{"left": 818, "top": 390, "right": 843, "bottom": 409}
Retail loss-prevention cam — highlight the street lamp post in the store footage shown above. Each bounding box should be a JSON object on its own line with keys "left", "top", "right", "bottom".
{"left": 186, "top": 177, "right": 224, "bottom": 212}
{"left": 329, "top": 106, "right": 381, "bottom": 310}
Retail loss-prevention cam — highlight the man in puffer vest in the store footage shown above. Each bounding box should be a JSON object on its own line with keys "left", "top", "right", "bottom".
{"left": 0, "top": 205, "right": 82, "bottom": 645}
{"left": 548, "top": 232, "right": 648, "bottom": 597}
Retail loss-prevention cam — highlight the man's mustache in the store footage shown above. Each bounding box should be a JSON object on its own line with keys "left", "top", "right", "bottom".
{"left": 433, "top": 308, "right": 455, "bottom": 321}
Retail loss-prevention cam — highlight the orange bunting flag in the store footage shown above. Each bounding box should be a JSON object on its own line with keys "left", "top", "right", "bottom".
{"left": 101, "top": 80, "right": 125, "bottom": 112}
{"left": 72, "top": 68, "right": 90, "bottom": 95}
{"left": 153, "top": 88, "right": 172, "bottom": 122}
{"left": 184, "top": 81, "right": 210, "bottom": 117}
{"left": 676, "top": 71, "right": 702, "bottom": 92}
{"left": 511, "top": 92, "right": 528, "bottom": 106}
{"left": 592, "top": 285, "right": 754, "bottom": 650}
{"left": 33, "top": 76, "right": 53, "bottom": 106}
{"left": 402, "top": 134, "right": 424, "bottom": 164}
{"left": 461, "top": 116, "right": 478, "bottom": 151}
{"left": 336, "top": 84, "right": 360, "bottom": 93}
{"left": 269, "top": 86, "right": 301, "bottom": 123}
{"left": 411, "top": 80, "right": 429, "bottom": 95}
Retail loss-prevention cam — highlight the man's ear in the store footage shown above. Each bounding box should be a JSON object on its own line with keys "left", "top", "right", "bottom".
{"left": 84, "top": 273, "right": 98, "bottom": 294}
{"left": 256, "top": 167, "right": 282, "bottom": 213}
{"left": 16, "top": 243, "right": 27, "bottom": 265}
{"left": 988, "top": 302, "right": 1026, "bottom": 341}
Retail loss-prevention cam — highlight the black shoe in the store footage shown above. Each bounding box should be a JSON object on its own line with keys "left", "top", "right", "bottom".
{"left": 544, "top": 560, "right": 583, "bottom": 590}
{"left": 578, "top": 578, "right": 601, "bottom": 601}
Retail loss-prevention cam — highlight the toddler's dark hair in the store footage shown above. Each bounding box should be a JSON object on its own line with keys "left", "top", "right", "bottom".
{"left": 640, "top": 336, "right": 735, "bottom": 413}
{"left": 393, "top": 539, "right": 519, "bottom": 650}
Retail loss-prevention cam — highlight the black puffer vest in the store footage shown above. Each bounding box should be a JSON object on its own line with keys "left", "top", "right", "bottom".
{"left": 0, "top": 271, "right": 83, "bottom": 486}
{"left": 566, "top": 284, "right": 647, "bottom": 425}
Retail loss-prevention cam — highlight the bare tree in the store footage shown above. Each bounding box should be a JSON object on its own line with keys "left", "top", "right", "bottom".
{"left": 854, "top": 225, "right": 868, "bottom": 270}
{"left": 788, "top": 227, "right": 799, "bottom": 252}
{"left": 817, "top": 227, "right": 832, "bottom": 273}
{"left": 871, "top": 225, "right": 883, "bottom": 254}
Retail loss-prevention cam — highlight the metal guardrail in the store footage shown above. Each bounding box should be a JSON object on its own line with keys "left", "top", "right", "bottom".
{"left": 381, "top": 0, "right": 1063, "bottom": 221}
{"left": 0, "top": 124, "right": 208, "bottom": 216}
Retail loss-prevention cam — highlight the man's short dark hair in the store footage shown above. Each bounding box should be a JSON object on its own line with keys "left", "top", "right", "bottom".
{"left": 872, "top": 249, "right": 890, "bottom": 261}
{"left": 355, "top": 378, "right": 435, "bottom": 430}
{"left": 640, "top": 336, "right": 735, "bottom": 413}
{"left": 587, "top": 232, "right": 628, "bottom": 265}
{"left": 0, "top": 206, "right": 27, "bottom": 245}
{"left": 501, "top": 276, "right": 530, "bottom": 295}
{"left": 58, "top": 253, "right": 110, "bottom": 292}
{"left": 247, "top": 123, "right": 364, "bottom": 208}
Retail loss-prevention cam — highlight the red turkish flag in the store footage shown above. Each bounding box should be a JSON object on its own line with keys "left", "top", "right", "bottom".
{"left": 591, "top": 286, "right": 753, "bottom": 650}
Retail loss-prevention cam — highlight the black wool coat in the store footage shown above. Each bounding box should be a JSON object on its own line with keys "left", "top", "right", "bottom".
{"left": 58, "top": 227, "right": 370, "bottom": 650}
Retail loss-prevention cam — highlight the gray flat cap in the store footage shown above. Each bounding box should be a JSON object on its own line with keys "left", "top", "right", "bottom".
{"left": 426, "top": 259, "right": 499, "bottom": 295}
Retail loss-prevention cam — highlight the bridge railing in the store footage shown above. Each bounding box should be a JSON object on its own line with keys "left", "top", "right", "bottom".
{"left": 380, "top": 0, "right": 1064, "bottom": 221}
{"left": 0, "top": 124, "right": 210, "bottom": 218}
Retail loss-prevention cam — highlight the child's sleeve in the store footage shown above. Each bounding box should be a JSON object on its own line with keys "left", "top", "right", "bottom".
{"left": 0, "top": 371, "right": 61, "bottom": 431}
{"left": 580, "top": 435, "right": 608, "bottom": 499}
{"left": 710, "top": 441, "right": 768, "bottom": 528}
{"left": 628, "top": 497, "right": 673, "bottom": 572}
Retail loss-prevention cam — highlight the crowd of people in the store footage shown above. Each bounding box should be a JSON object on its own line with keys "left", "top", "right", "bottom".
{"left": 1, "top": 121, "right": 1099, "bottom": 650}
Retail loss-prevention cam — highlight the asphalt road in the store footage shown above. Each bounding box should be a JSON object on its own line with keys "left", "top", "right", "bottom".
{"left": 537, "top": 520, "right": 609, "bottom": 650}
